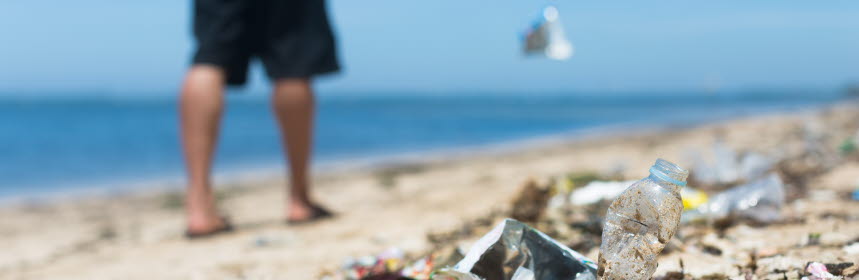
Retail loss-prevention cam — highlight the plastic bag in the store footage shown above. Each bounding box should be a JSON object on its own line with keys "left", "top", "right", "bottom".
{"left": 801, "top": 262, "right": 836, "bottom": 280}
{"left": 522, "top": 6, "right": 573, "bottom": 60}
{"left": 433, "top": 219, "right": 597, "bottom": 280}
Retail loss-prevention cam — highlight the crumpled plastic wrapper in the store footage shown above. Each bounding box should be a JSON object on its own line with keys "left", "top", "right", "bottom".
{"left": 801, "top": 262, "right": 836, "bottom": 280}
{"left": 433, "top": 219, "right": 597, "bottom": 280}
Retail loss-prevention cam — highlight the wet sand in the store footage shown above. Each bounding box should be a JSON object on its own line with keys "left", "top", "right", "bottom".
{"left": 1, "top": 102, "right": 858, "bottom": 279}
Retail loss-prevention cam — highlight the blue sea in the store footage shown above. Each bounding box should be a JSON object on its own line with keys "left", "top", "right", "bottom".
{"left": 0, "top": 91, "right": 844, "bottom": 197}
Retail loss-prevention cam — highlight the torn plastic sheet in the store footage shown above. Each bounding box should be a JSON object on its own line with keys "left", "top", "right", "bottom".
{"left": 433, "top": 218, "right": 597, "bottom": 280}
{"left": 522, "top": 6, "right": 573, "bottom": 60}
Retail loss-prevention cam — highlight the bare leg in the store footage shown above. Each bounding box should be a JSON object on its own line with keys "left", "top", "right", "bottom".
{"left": 180, "top": 65, "right": 227, "bottom": 233}
{"left": 271, "top": 78, "right": 324, "bottom": 221}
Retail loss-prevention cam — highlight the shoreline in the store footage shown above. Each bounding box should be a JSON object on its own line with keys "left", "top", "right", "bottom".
{"left": 0, "top": 98, "right": 839, "bottom": 206}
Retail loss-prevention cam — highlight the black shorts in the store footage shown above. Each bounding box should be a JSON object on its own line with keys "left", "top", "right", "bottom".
{"left": 192, "top": 0, "right": 340, "bottom": 86}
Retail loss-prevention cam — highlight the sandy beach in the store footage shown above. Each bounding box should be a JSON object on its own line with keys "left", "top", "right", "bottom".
{"left": 2, "top": 102, "right": 859, "bottom": 279}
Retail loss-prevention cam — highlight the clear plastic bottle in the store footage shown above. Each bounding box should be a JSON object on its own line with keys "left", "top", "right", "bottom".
{"left": 598, "top": 159, "right": 688, "bottom": 280}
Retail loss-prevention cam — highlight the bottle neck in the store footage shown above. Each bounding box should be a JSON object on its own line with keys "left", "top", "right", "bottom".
{"left": 648, "top": 159, "right": 688, "bottom": 194}
{"left": 648, "top": 171, "right": 683, "bottom": 193}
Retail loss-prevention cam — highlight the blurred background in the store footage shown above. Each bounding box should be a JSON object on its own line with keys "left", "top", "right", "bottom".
{"left": 0, "top": 0, "right": 857, "bottom": 196}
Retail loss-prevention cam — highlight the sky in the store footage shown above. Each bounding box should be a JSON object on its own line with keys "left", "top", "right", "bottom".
{"left": 0, "top": 0, "right": 857, "bottom": 96}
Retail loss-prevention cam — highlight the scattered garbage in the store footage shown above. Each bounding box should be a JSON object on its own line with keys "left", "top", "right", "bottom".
{"left": 738, "top": 152, "right": 774, "bottom": 182}
{"left": 680, "top": 187, "right": 708, "bottom": 211}
{"left": 802, "top": 262, "right": 836, "bottom": 280}
{"left": 547, "top": 172, "right": 604, "bottom": 209}
{"left": 326, "top": 248, "right": 409, "bottom": 280}
{"left": 434, "top": 218, "right": 597, "bottom": 280}
{"left": 569, "top": 180, "right": 635, "bottom": 206}
{"left": 401, "top": 256, "right": 434, "bottom": 280}
{"left": 319, "top": 134, "right": 857, "bottom": 279}
{"left": 844, "top": 242, "right": 859, "bottom": 255}
{"left": 599, "top": 159, "right": 688, "bottom": 280}
{"left": 522, "top": 6, "right": 573, "bottom": 60}
{"left": 568, "top": 178, "right": 707, "bottom": 211}
{"left": 690, "top": 141, "right": 775, "bottom": 187}
{"left": 696, "top": 173, "right": 786, "bottom": 224}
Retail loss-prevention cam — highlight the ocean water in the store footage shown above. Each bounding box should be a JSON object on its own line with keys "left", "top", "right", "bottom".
{"left": 0, "top": 92, "right": 843, "bottom": 197}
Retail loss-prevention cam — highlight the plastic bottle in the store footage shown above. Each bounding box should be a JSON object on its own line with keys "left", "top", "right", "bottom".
{"left": 598, "top": 159, "right": 688, "bottom": 280}
{"left": 699, "top": 172, "right": 785, "bottom": 224}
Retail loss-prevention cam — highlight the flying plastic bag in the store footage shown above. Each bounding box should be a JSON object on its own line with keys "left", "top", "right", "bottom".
{"left": 433, "top": 219, "right": 597, "bottom": 280}
{"left": 523, "top": 6, "right": 573, "bottom": 60}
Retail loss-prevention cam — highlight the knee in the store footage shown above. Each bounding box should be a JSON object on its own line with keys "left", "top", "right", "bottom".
{"left": 274, "top": 78, "right": 311, "bottom": 92}
{"left": 273, "top": 78, "right": 313, "bottom": 100}
{"left": 182, "top": 65, "right": 226, "bottom": 99}
{"left": 187, "top": 65, "right": 226, "bottom": 84}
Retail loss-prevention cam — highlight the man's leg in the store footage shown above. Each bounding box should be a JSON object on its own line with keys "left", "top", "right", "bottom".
{"left": 271, "top": 78, "right": 324, "bottom": 221}
{"left": 180, "top": 65, "right": 227, "bottom": 233}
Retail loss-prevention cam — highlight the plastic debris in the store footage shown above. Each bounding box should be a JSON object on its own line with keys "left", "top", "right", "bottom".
{"left": 852, "top": 189, "right": 859, "bottom": 201}
{"left": 511, "top": 267, "right": 534, "bottom": 280}
{"left": 599, "top": 159, "right": 688, "bottom": 280}
{"left": 680, "top": 187, "right": 708, "bottom": 211}
{"left": 522, "top": 6, "right": 573, "bottom": 60}
{"left": 548, "top": 173, "right": 603, "bottom": 209}
{"left": 329, "top": 247, "right": 410, "bottom": 280}
{"left": 400, "top": 256, "right": 434, "bottom": 280}
{"left": 433, "top": 218, "right": 597, "bottom": 280}
{"left": 690, "top": 141, "right": 774, "bottom": 187}
{"left": 801, "top": 262, "right": 836, "bottom": 280}
{"left": 697, "top": 173, "right": 785, "bottom": 224}
{"left": 569, "top": 180, "right": 636, "bottom": 205}
{"left": 844, "top": 243, "right": 859, "bottom": 255}
{"left": 738, "top": 152, "right": 774, "bottom": 181}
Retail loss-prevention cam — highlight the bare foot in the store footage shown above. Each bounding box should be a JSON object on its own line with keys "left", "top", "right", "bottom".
{"left": 187, "top": 213, "right": 228, "bottom": 233}
{"left": 286, "top": 201, "right": 333, "bottom": 224}
{"left": 186, "top": 194, "right": 230, "bottom": 236}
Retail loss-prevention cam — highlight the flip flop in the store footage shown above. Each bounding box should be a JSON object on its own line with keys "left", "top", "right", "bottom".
{"left": 286, "top": 205, "right": 334, "bottom": 225}
{"left": 185, "top": 217, "right": 234, "bottom": 239}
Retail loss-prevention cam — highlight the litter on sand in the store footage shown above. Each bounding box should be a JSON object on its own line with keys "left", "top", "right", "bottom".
{"left": 568, "top": 180, "right": 635, "bottom": 205}
{"left": 694, "top": 172, "right": 786, "bottom": 224}
{"left": 801, "top": 262, "right": 837, "bottom": 280}
{"left": 434, "top": 218, "right": 597, "bottom": 280}
{"left": 324, "top": 248, "right": 409, "bottom": 280}
{"left": 321, "top": 134, "right": 859, "bottom": 280}
{"left": 689, "top": 141, "right": 775, "bottom": 187}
